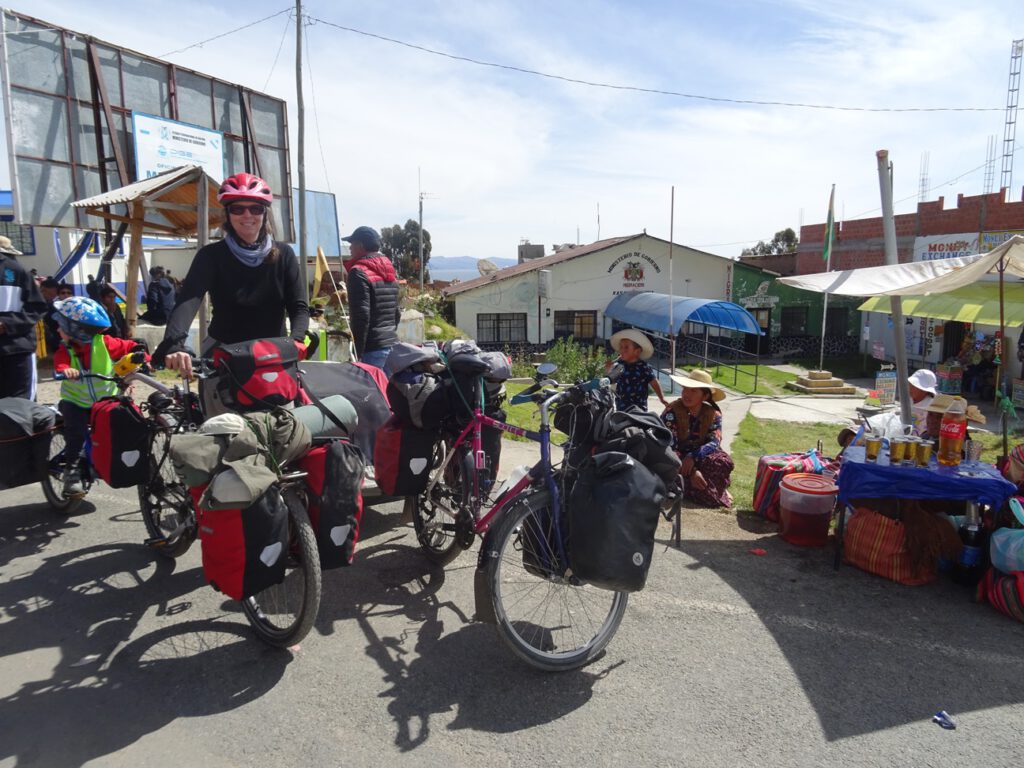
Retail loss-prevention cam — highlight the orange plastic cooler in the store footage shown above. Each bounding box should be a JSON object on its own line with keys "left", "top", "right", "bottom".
{"left": 779, "top": 473, "right": 838, "bottom": 546}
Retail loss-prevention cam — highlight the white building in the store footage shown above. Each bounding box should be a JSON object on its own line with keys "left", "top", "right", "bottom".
{"left": 442, "top": 233, "right": 735, "bottom": 345}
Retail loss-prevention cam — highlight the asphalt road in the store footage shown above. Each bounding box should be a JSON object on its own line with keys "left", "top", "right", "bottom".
{"left": 2, "top": 471, "right": 1024, "bottom": 767}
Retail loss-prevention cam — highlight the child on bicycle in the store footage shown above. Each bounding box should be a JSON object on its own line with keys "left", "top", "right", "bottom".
{"left": 52, "top": 296, "right": 148, "bottom": 496}
{"left": 605, "top": 328, "right": 668, "bottom": 412}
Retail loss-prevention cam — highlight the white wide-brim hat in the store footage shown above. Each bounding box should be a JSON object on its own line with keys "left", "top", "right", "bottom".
{"left": 908, "top": 368, "right": 938, "bottom": 396}
{"left": 670, "top": 369, "right": 727, "bottom": 401}
{"left": 609, "top": 328, "right": 654, "bottom": 360}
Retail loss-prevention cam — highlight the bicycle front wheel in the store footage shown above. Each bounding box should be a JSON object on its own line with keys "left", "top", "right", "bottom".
{"left": 484, "top": 489, "right": 627, "bottom": 672}
{"left": 139, "top": 432, "right": 195, "bottom": 558}
{"left": 413, "top": 441, "right": 469, "bottom": 566}
{"left": 241, "top": 488, "right": 322, "bottom": 648}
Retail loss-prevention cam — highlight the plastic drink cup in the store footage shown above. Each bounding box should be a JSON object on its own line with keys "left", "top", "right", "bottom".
{"left": 865, "top": 435, "right": 882, "bottom": 462}
{"left": 889, "top": 437, "right": 908, "bottom": 464}
{"left": 916, "top": 440, "right": 934, "bottom": 467}
{"left": 901, "top": 437, "right": 920, "bottom": 466}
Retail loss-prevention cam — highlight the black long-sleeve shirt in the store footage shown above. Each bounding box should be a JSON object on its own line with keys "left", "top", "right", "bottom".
{"left": 158, "top": 240, "right": 309, "bottom": 356}
{"left": 0, "top": 253, "right": 46, "bottom": 356}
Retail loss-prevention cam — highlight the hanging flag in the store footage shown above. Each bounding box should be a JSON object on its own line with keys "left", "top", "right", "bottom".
{"left": 822, "top": 184, "right": 835, "bottom": 265}
{"left": 312, "top": 246, "right": 331, "bottom": 298}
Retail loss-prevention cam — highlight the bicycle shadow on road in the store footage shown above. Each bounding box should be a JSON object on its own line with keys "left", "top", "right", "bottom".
{"left": 0, "top": 541, "right": 291, "bottom": 767}
{"left": 317, "top": 533, "right": 617, "bottom": 751}
{"left": 651, "top": 530, "right": 1024, "bottom": 741}
{"left": 0, "top": 500, "right": 86, "bottom": 568}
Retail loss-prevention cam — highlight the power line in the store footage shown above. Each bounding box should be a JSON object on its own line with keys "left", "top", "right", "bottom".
{"left": 160, "top": 7, "right": 292, "bottom": 58}
{"left": 303, "top": 16, "right": 333, "bottom": 194}
{"left": 308, "top": 14, "right": 1003, "bottom": 114}
{"left": 263, "top": 11, "right": 294, "bottom": 91}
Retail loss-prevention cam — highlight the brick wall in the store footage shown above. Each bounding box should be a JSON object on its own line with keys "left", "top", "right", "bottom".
{"left": 796, "top": 189, "right": 1024, "bottom": 275}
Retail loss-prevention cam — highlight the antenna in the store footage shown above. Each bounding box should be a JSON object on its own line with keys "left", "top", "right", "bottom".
{"left": 1000, "top": 39, "right": 1023, "bottom": 200}
{"left": 477, "top": 259, "right": 499, "bottom": 277}
{"left": 918, "top": 151, "right": 930, "bottom": 202}
{"left": 985, "top": 135, "right": 998, "bottom": 194}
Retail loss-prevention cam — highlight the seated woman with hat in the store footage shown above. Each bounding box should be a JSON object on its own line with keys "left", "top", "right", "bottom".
{"left": 661, "top": 369, "right": 733, "bottom": 508}
{"left": 606, "top": 327, "right": 669, "bottom": 412}
{"left": 920, "top": 393, "right": 986, "bottom": 445}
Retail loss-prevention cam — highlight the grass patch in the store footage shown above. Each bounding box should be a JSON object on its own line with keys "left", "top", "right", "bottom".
{"left": 729, "top": 413, "right": 843, "bottom": 515}
{"left": 680, "top": 363, "right": 796, "bottom": 397}
{"left": 502, "top": 381, "right": 566, "bottom": 444}
{"left": 789, "top": 355, "right": 881, "bottom": 380}
{"left": 423, "top": 313, "right": 468, "bottom": 342}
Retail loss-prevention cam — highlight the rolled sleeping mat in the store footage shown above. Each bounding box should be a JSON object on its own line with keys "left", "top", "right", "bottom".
{"left": 294, "top": 394, "right": 359, "bottom": 440}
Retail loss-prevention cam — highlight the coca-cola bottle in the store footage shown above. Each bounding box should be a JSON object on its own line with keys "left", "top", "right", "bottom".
{"left": 937, "top": 396, "right": 967, "bottom": 467}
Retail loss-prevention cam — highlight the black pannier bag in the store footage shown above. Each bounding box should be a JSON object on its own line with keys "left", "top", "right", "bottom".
{"left": 593, "top": 407, "right": 682, "bottom": 488}
{"left": 89, "top": 397, "right": 152, "bottom": 488}
{"left": 299, "top": 439, "right": 365, "bottom": 568}
{"left": 373, "top": 416, "right": 436, "bottom": 496}
{"left": 387, "top": 371, "right": 447, "bottom": 430}
{"left": 0, "top": 398, "right": 56, "bottom": 490}
{"left": 212, "top": 337, "right": 302, "bottom": 412}
{"left": 568, "top": 451, "right": 665, "bottom": 592}
{"left": 193, "top": 485, "right": 289, "bottom": 600}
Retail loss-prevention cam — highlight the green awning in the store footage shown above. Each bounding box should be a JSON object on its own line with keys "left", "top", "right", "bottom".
{"left": 858, "top": 282, "right": 1024, "bottom": 327}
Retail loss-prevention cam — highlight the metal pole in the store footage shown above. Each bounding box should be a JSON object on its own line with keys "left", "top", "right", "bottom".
{"left": 1000, "top": 257, "right": 1009, "bottom": 460}
{"left": 819, "top": 184, "right": 835, "bottom": 372}
{"left": 197, "top": 172, "right": 210, "bottom": 344}
{"left": 668, "top": 186, "right": 676, "bottom": 391}
{"left": 296, "top": 0, "right": 309, "bottom": 303}
{"left": 877, "top": 150, "right": 912, "bottom": 427}
{"left": 419, "top": 190, "right": 425, "bottom": 291}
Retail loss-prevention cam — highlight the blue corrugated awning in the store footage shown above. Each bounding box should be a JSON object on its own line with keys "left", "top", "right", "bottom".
{"left": 604, "top": 292, "right": 764, "bottom": 335}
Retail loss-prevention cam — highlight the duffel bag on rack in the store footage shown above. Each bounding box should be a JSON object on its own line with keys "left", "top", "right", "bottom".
{"left": 567, "top": 451, "right": 665, "bottom": 592}
{"left": 90, "top": 397, "right": 152, "bottom": 488}
{"left": 0, "top": 397, "right": 56, "bottom": 490}
{"left": 212, "top": 337, "right": 303, "bottom": 412}
{"left": 193, "top": 485, "right": 289, "bottom": 600}
{"left": 300, "top": 439, "right": 366, "bottom": 568}
{"left": 373, "top": 416, "right": 437, "bottom": 496}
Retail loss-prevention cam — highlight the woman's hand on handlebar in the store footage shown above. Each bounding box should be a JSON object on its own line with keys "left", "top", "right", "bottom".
{"left": 164, "top": 351, "right": 194, "bottom": 379}
{"left": 61, "top": 367, "right": 80, "bottom": 380}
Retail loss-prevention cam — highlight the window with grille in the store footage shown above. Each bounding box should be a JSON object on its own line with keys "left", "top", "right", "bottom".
{"left": 780, "top": 306, "right": 808, "bottom": 335}
{"left": 553, "top": 310, "right": 597, "bottom": 341}
{"left": 477, "top": 313, "right": 527, "bottom": 343}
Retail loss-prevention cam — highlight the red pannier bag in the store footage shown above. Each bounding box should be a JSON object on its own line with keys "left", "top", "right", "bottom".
{"left": 752, "top": 450, "right": 835, "bottom": 522}
{"left": 299, "top": 439, "right": 366, "bottom": 568}
{"left": 191, "top": 485, "right": 289, "bottom": 600}
{"left": 373, "top": 416, "right": 436, "bottom": 497}
{"left": 212, "top": 337, "right": 304, "bottom": 412}
{"left": 89, "top": 396, "right": 152, "bottom": 488}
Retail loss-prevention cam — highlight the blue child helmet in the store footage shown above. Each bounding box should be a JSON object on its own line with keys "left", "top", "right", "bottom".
{"left": 53, "top": 296, "right": 111, "bottom": 343}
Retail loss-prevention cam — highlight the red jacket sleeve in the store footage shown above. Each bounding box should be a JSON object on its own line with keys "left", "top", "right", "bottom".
{"left": 53, "top": 345, "right": 71, "bottom": 373}
{"left": 103, "top": 336, "right": 150, "bottom": 362}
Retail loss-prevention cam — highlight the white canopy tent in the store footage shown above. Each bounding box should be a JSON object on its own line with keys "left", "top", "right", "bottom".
{"left": 778, "top": 235, "right": 1024, "bottom": 456}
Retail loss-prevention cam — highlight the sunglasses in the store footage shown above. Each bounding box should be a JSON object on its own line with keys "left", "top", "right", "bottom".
{"left": 226, "top": 204, "right": 267, "bottom": 216}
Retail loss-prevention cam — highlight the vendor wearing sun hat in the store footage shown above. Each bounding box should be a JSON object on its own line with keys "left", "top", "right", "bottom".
{"left": 661, "top": 369, "right": 734, "bottom": 508}
{"left": 920, "top": 393, "right": 986, "bottom": 445}
{"left": 907, "top": 368, "right": 937, "bottom": 432}
{"left": 606, "top": 327, "right": 669, "bottom": 412}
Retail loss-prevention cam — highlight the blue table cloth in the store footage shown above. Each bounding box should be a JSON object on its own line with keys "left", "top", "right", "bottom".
{"left": 838, "top": 445, "right": 1016, "bottom": 510}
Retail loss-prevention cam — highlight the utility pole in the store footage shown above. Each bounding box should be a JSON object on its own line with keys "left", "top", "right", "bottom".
{"left": 418, "top": 190, "right": 425, "bottom": 291}
{"left": 296, "top": 0, "right": 308, "bottom": 302}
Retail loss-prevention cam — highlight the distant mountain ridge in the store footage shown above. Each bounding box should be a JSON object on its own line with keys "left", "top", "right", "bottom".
{"left": 428, "top": 255, "right": 517, "bottom": 281}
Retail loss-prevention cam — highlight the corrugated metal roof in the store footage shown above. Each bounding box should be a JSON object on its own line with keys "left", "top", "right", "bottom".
{"left": 71, "top": 164, "right": 222, "bottom": 236}
{"left": 605, "top": 292, "right": 764, "bottom": 335}
{"left": 441, "top": 235, "right": 638, "bottom": 296}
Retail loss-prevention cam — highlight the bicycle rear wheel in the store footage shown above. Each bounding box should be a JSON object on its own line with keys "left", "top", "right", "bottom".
{"left": 40, "top": 426, "right": 82, "bottom": 514}
{"left": 484, "top": 489, "right": 627, "bottom": 672}
{"left": 241, "top": 487, "right": 322, "bottom": 647}
{"left": 413, "top": 441, "right": 470, "bottom": 566}
{"left": 139, "top": 432, "right": 195, "bottom": 558}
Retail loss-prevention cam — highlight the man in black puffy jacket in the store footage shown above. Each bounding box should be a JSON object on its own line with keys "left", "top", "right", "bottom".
{"left": 342, "top": 226, "right": 400, "bottom": 373}
{"left": 0, "top": 237, "right": 46, "bottom": 399}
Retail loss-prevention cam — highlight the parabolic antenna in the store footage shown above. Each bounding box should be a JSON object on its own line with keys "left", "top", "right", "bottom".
{"left": 477, "top": 259, "right": 499, "bottom": 276}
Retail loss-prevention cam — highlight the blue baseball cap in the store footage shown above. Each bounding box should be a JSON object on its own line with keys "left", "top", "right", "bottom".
{"left": 342, "top": 225, "right": 381, "bottom": 251}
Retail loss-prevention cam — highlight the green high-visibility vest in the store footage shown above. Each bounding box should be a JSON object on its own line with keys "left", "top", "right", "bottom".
{"left": 304, "top": 329, "right": 329, "bottom": 361}
{"left": 61, "top": 336, "right": 116, "bottom": 407}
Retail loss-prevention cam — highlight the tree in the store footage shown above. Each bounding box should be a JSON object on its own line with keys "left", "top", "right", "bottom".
{"left": 380, "top": 219, "right": 432, "bottom": 281}
{"left": 741, "top": 227, "right": 799, "bottom": 257}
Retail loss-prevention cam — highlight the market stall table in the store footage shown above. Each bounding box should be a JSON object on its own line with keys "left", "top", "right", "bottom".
{"left": 833, "top": 445, "right": 1016, "bottom": 569}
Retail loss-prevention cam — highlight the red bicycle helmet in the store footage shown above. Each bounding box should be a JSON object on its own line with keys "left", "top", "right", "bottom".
{"left": 218, "top": 172, "right": 273, "bottom": 205}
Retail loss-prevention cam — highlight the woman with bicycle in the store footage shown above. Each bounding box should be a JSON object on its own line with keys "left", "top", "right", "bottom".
{"left": 154, "top": 172, "right": 309, "bottom": 403}
{"left": 52, "top": 296, "right": 149, "bottom": 496}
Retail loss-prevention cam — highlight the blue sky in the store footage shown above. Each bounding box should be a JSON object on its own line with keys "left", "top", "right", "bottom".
{"left": 6, "top": 0, "right": 1024, "bottom": 260}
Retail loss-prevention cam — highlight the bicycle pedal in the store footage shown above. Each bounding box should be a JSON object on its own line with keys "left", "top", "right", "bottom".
{"left": 144, "top": 536, "right": 169, "bottom": 548}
